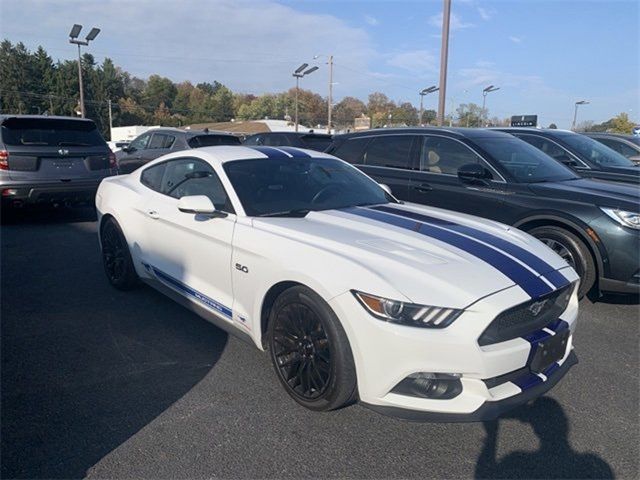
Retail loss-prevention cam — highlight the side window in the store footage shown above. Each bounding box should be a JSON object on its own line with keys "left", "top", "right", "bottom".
{"left": 332, "top": 137, "right": 370, "bottom": 164}
{"left": 244, "top": 135, "right": 261, "bottom": 146}
{"left": 419, "top": 136, "right": 483, "bottom": 175}
{"left": 163, "top": 135, "right": 176, "bottom": 149}
{"left": 148, "top": 133, "right": 168, "bottom": 149}
{"left": 160, "top": 158, "right": 233, "bottom": 212}
{"left": 517, "top": 135, "right": 572, "bottom": 162}
{"left": 363, "top": 135, "right": 416, "bottom": 169}
{"left": 129, "top": 132, "right": 152, "bottom": 150}
{"left": 140, "top": 163, "right": 167, "bottom": 191}
{"left": 263, "top": 134, "right": 290, "bottom": 146}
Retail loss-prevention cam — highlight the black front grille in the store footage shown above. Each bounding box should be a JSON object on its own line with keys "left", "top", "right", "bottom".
{"left": 478, "top": 284, "right": 573, "bottom": 346}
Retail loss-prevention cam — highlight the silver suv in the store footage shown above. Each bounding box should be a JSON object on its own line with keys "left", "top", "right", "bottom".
{"left": 0, "top": 115, "right": 116, "bottom": 209}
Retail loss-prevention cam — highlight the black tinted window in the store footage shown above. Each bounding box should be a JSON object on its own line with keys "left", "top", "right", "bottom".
{"left": 161, "top": 159, "right": 232, "bottom": 212}
{"left": 149, "top": 133, "right": 168, "bottom": 149}
{"left": 187, "top": 135, "right": 241, "bottom": 148}
{"left": 140, "top": 163, "right": 167, "bottom": 191}
{"left": 262, "top": 134, "right": 291, "bottom": 146}
{"left": 419, "top": 136, "right": 483, "bottom": 175}
{"left": 0, "top": 118, "right": 105, "bottom": 147}
{"left": 364, "top": 135, "right": 415, "bottom": 169}
{"left": 301, "top": 135, "right": 332, "bottom": 151}
{"left": 243, "top": 135, "right": 262, "bottom": 145}
{"left": 332, "top": 137, "right": 369, "bottom": 163}
{"left": 516, "top": 135, "right": 574, "bottom": 163}
{"left": 129, "top": 132, "right": 151, "bottom": 150}
{"left": 559, "top": 133, "right": 634, "bottom": 167}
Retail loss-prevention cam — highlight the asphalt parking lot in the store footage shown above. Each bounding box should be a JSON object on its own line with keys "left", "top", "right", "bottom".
{"left": 1, "top": 207, "right": 638, "bottom": 479}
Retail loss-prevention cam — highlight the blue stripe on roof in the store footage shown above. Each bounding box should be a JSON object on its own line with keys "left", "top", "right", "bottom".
{"left": 246, "top": 146, "right": 291, "bottom": 158}
{"left": 344, "top": 206, "right": 553, "bottom": 299}
{"left": 277, "top": 146, "right": 312, "bottom": 157}
{"left": 372, "top": 205, "right": 569, "bottom": 290}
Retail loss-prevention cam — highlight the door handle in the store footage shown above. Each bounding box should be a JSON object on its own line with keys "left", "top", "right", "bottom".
{"left": 412, "top": 183, "right": 433, "bottom": 193}
{"left": 147, "top": 210, "right": 160, "bottom": 219}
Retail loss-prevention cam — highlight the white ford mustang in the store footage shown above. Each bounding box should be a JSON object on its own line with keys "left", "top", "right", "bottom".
{"left": 96, "top": 145, "right": 579, "bottom": 421}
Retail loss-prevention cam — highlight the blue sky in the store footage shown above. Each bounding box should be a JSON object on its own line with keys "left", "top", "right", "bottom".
{"left": 1, "top": 0, "right": 638, "bottom": 128}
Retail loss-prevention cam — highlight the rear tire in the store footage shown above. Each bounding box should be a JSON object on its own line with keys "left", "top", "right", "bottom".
{"left": 267, "top": 286, "right": 357, "bottom": 411}
{"left": 529, "top": 225, "right": 595, "bottom": 299}
{"left": 100, "top": 217, "right": 138, "bottom": 290}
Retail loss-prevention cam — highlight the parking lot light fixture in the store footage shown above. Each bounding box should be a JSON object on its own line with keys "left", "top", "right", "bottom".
{"left": 68, "top": 24, "right": 101, "bottom": 118}
{"left": 481, "top": 85, "right": 500, "bottom": 127}
{"left": 419, "top": 86, "right": 439, "bottom": 126}
{"left": 292, "top": 63, "right": 319, "bottom": 132}
{"left": 572, "top": 100, "right": 590, "bottom": 131}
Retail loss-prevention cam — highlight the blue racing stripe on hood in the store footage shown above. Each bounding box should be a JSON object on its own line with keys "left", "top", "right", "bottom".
{"left": 344, "top": 207, "right": 553, "bottom": 299}
{"left": 246, "top": 146, "right": 290, "bottom": 158}
{"left": 372, "top": 205, "right": 570, "bottom": 289}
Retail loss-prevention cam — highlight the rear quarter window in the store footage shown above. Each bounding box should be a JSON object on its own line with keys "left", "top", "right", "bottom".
{"left": 140, "top": 163, "right": 167, "bottom": 191}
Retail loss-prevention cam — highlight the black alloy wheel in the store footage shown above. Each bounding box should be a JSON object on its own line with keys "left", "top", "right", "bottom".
{"left": 101, "top": 217, "right": 138, "bottom": 290}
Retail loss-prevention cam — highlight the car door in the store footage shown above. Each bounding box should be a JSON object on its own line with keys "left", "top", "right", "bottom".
{"left": 141, "top": 157, "right": 237, "bottom": 325}
{"left": 350, "top": 134, "right": 419, "bottom": 201}
{"left": 408, "top": 135, "right": 508, "bottom": 219}
{"left": 118, "top": 132, "right": 152, "bottom": 173}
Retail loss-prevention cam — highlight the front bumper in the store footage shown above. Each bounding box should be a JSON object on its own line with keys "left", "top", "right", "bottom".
{"left": 0, "top": 179, "right": 104, "bottom": 207}
{"left": 329, "top": 267, "right": 579, "bottom": 422}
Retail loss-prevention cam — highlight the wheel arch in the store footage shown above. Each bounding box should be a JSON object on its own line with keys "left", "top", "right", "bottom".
{"left": 259, "top": 280, "right": 307, "bottom": 349}
{"left": 514, "top": 214, "right": 606, "bottom": 283}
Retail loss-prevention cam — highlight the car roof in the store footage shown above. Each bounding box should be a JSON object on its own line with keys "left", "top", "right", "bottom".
{"left": 146, "top": 127, "right": 236, "bottom": 138}
{"left": 160, "top": 145, "right": 336, "bottom": 166}
{"left": 334, "top": 127, "right": 511, "bottom": 140}
{"left": 494, "top": 127, "right": 576, "bottom": 137}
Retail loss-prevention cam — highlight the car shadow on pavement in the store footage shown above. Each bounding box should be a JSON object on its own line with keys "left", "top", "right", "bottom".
{"left": 1, "top": 215, "right": 229, "bottom": 479}
{"left": 1, "top": 205, "right": 98, "bottom": 225}
{"left": 475, "top": 397, "right": 613, "bottom": 479}
{"left": 588, "top": 291, "right": 640, "bottom": 306}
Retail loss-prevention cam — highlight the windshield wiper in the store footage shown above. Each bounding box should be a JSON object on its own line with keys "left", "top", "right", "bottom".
{"left": 258, "top": 208, "right": 311, "bottom": 218}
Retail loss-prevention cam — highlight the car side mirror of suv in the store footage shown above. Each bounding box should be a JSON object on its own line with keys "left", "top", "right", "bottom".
{"left": 458, "top": 163, "right": 493, "bottom": 185}
{"left": 121, "top": 145, "right": 134, "bottom": 154}
{"left": 556, "top": 154, "right": 578, "bottom": 167}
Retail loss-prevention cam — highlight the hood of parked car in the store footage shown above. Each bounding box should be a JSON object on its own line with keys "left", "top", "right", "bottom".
{"left": 253, "top": 202, "right": 572, "bottom": 307}
{"left": 529, "top": 178, "right": 640, "bottom": 211}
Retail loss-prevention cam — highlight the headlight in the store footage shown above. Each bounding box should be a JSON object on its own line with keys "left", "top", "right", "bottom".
{"left": 352, "top": 291, "right": 463, "bottom": 328}
{"left": 600, "top": 207, "right": 640, "bottom": 230}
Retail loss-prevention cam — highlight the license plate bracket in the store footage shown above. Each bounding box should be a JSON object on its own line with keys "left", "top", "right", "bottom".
{"left": 530, "top": 329, "right": 569, "bottom": 374}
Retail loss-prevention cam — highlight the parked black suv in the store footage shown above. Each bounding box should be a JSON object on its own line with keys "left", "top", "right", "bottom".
{"left": 243, "top": 132, "right": 333, "bottom": 152}
{"left": 327, "top": 128, "right": 640, "bottom": 297}
{"left": 496, "top": 128, "right": 640, "bottom": 184}
{"left": 118, "top": 128, "right": 241, "bottom": 173}
{"left": 0, "top": 115, "right": 116, "bottom": 209}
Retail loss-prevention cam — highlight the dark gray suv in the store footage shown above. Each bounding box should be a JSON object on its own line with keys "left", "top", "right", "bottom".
{"left": 118, "top": 127, "right": 241, "bottom": 173}
{"left": 0, "top": 115, "right": 116, "bottom": 209}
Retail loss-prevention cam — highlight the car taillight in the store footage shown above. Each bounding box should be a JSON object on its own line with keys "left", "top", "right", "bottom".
{"left": 0, "top": 150, "right": 9, "bottom": 170}
{"left": 108, "top": 151, "right": 117, "bottom": 170}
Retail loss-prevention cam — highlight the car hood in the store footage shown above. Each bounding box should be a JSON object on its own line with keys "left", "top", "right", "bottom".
{"left": 528, "top": 178, "right": 640, "bottom": 211}
{"left": 253, "top": 203, "right": 572, "bottom": 307}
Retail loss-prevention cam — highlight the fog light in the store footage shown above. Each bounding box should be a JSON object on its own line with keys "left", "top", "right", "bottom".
{"left": 391, "top": 372, "right": 462, "bottom": 400}
{"left": 2, "top": 188, "right": 18, "bottom": 196}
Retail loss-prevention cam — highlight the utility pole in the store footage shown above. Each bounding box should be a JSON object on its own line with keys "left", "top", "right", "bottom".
{"left": 572, "top": 100, "right": 589, "bottom": 131}
{"left": 76, "top": 44, "right": 85, "bottom": 117}
{"left": 108, "top": 99, "right": 113, "bottom": 140}
{"left": 481, "top": 85, "right": 500, "bottom": 127}
{"left": 328, "top": 55, "right": 333, "bottom": 133}
{"left": 437, "top": 0, "right": 451, "bottom": 126}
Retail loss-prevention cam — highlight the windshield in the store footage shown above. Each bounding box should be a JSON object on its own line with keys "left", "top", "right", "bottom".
{"left": 473, "top": 136, "right": 579, "bottom": 183}
{"left": 560, "top": 134, "right": 636, "bottom": 168}
{"left": 1, "top": 118, "right": 105, "bottom": 147}
{"left": 223, "top": 156, "right": 393, "bottom": 216}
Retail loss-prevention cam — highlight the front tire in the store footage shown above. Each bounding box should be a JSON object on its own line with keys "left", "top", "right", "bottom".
{"left": 100, "top": 217, "right": 138, "bottom": 290}
{"left": 529, "top": 225, "right": 595, "bottom": 298}
{"left": 268, "top": 286, "right": 357, "bottom": 411}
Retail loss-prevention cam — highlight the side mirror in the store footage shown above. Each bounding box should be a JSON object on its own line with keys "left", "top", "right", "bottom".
{"left": 628, "top": 155, "right": 640, "bottom": 166}
{"left": 178, "top": 195, "right": 217, "bottom": 215}
{"left": 458, "top": 163, "right": 492, "bottom": 184}
{"left": 121, "top": 145, "right": 134, "bottom": 153}
{"left": 379, "top": 183, "right": 393, "bottom": 195}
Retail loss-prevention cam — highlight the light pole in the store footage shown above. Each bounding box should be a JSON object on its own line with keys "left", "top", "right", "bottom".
{"left": 572, "top": 100, "right": 589, "bottom": 131}
{"left": 419, "top": 86, "right": 439, "bottom": 125}
{"left": 292, "top": 63, "right": 318, "bottom": 132}
{"left": 481, "top": 85, "right": 500, "bottom": 127}
{"left": 437, "top": 0, "right": 451, "bottom": 126}
{"left": 314, "top": 54, "right": 334, "bottom": 133}
{"left": 68, "top": 24, "right": 100, "bottom": 118}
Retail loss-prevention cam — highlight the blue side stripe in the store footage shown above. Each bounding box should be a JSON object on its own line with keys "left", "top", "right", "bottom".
{"left": 372, "top": 205, "right": 570, "bottom": 289}
{"left": 246, "top": 146, "right": 291, "bottom": 158}
{"left": 513, "top": 373, "right": 544, "bottom": 391}
{"left": 145, "top": 263, "right": 232, "bottom": 319}
{"left": 544, "top": 362, "right": 560, "bottom": 377}
{"left": 344, "top": 207, "right": 552, "bottom": 299}
{"left": 277, "top": 146, "right": 312, "bottom": 157}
